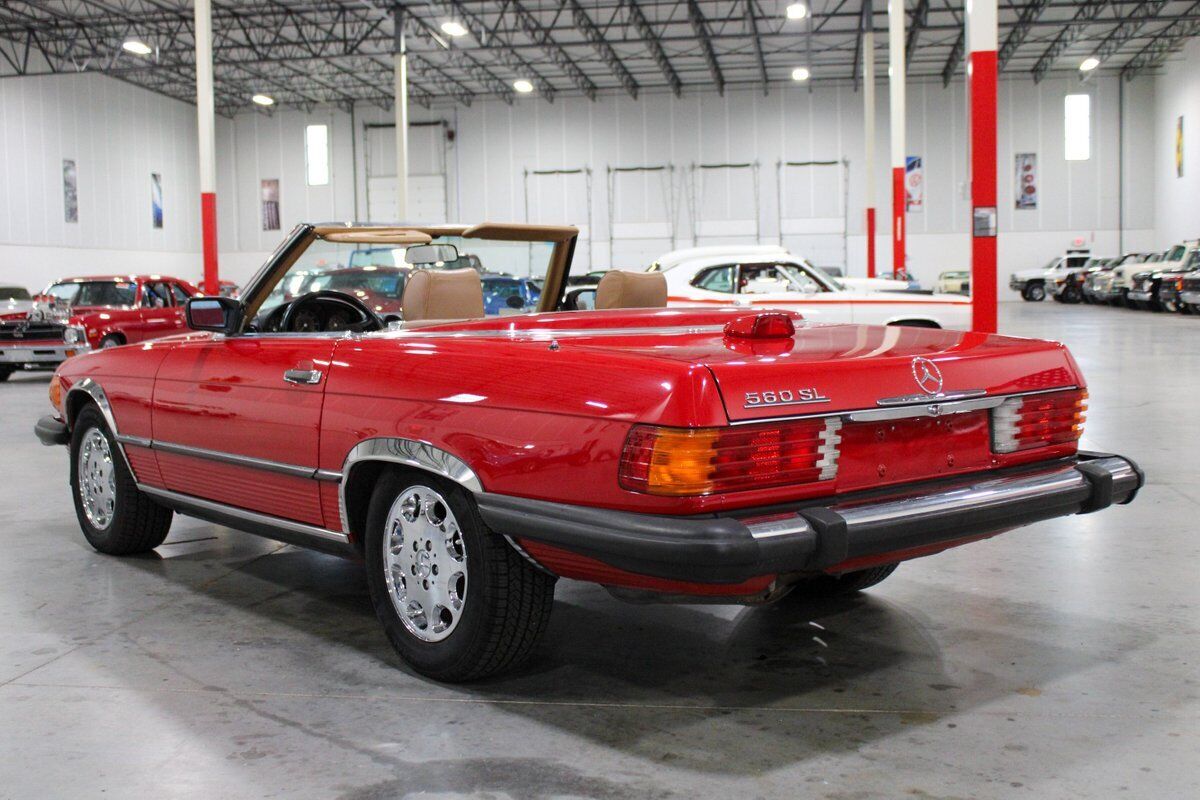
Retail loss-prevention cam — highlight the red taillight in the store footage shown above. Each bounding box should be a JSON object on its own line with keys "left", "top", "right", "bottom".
{"left": 619, "top": 418, "right": 842, "bottom": 496}
{"left": 991, "top": 389, "right": 1087, "bottom": 454}
{"left": 723, "top": 312, "right": 796, "bottom": 339}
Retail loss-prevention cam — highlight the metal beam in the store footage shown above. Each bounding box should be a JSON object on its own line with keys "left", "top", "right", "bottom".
{"left": 686, "top": 0, "right": 724, "bottom": 95}
{"left": 434, "top": 0, "right": 556, "bottom": 101}
{"left": 1031, "top": 1, "right": 1115, "bottom": 83}
{"left": 568, "top": 0, "right": 638, "bottom": 98}
{"left": 1091, "top": 0, "right": 1170, "bottom": 65}
{"left": 1121, "top": 0, "right": 1200, "bottom": 78}
{"left": 905, "top": 0, "right": 929, "bottom": 68}
{"left": 999, "top": 0, "right": 1051, "bottom": 70}
{"left": 625, "top": 0, "right": 682, "bottom": 97}
{"left": 509, "top": 0, "right": 598, "bottom": 101}
{"left": 745, "top": 0, "right": 769, "bottom": 94}
{"left": 942, "top": 30, "right": 965, "bottom": 87}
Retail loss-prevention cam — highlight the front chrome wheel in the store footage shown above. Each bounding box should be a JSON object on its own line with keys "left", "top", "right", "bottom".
{"left": 382, "top": 486, "right": 468, "bottom": 642}
{"left": 77, "top": 427, "right": 116, "bottom": 530}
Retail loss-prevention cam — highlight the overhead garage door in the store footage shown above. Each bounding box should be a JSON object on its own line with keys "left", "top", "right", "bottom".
{"left": 365, "top": 122, "right": 448, "bottom": 224}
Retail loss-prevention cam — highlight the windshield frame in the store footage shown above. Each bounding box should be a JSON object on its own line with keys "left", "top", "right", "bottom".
{"left": 237, "top": 223, "right": 578, "bottom": 333}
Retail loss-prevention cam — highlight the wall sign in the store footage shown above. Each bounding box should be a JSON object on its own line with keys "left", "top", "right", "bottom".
{"left": 905, "top": 156, "right": 923, "bottom": 212}
{"left": 973, "top": 207, "right": 997, "bottom": 238}
{"left": 261, "top": 179, "right": 280, "bottom": 231}
{"left": 151, "top": 173, "right": 163, "bottom": 229}
{"left": 63, "top": 159, "right": 78, "bottom": 223}
{"left": 1014, "top": 153, "right": 1037, "bottom": 209}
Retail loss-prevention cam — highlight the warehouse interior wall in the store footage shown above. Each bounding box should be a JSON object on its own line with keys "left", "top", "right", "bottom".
{"left": 1154, "top": 38, "right": 1200, "bottom": 246}
{"left": 0, "top": 68, "right": 1162, "bottom": 296}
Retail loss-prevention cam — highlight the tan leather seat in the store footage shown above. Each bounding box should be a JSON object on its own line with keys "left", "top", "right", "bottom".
{"left": 595, "top": 270, "right": 668, "bottom": 310}
{"left": 401, "top": 268, "right": 485, "bottom": 321}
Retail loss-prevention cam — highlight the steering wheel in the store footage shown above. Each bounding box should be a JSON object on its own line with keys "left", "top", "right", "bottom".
{"left": 279, "top": 290, "right": 383, "bottom": 333}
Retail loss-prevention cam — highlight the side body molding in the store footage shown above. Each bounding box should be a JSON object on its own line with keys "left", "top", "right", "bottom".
{"left": 338, "top": 437, "right": 484, "bottom": 534}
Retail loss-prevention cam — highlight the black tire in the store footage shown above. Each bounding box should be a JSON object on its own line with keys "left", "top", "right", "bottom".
{"left": 1022, "top": 283, "right": 1045, "bottom": 302}
{"left": 99, "top": 334, "right": 125, "bottom": 349}
{"left": 0, "top": 366, "right": 13, "bottom": 382}
{"left": 1061, "top": 285, "right": 1081, "bottom": 304}
{"left": 1186, "top": 304, "right": 1200, "bottom": 315}
{"left": 364, "top": 468, "right": 556, "bottom": 682}
{"left": 785, "top": 564, "right": 899, "bottom": 599}
{"left": 70, "top": 405, "right": 172, "bottom": 555}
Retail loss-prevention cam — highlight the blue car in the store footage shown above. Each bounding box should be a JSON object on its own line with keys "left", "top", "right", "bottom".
{"left": 482, "top": 275, "right": 541, "bottom": 315}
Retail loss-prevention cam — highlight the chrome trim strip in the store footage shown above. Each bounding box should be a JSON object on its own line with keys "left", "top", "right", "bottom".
{"left": 66, "top": 379, "right": 137, "bottom": 474}
{"left": 747, "top": 516, "right": 814, "bottom": 540}
{"left": 115, "top": 434, "right": 153, "bottom": 448}
{"left": 338, "top": 438, "right": 483, "bottom": 535}
{"left": 876, "top": 389, "right": 988, "bottom": 407}
{"left": 151, "top": 439, "right": 318, "bottom": 479}
{"left": 833, "top": 465, "right": 1086, "bottom": 527}
{"left": 846, "top": 395, "right": 1005, "bottom": 423}
{"left": 314, "top": 468, "right": 344, "bottom": 482}
{"left": 139, "top": 485, "right": 350, "bottom": 544}
{"left": 728, "top": 386, "right": 1082, "bottom": 426}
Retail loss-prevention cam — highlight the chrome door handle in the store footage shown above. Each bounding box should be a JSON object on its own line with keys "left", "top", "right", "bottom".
{"left": 283, "top": 369, "right": 323, "bottom": 385}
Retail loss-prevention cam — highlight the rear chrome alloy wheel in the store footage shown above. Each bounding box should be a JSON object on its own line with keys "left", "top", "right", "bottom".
{"left": 383, "top": 486, "right": 468, "bottom": 642}
{"left": 77, "top": 427, "right": 116, "bottom": 530}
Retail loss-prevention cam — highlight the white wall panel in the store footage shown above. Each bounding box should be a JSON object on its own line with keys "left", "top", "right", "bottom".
{"left": 1154, "top": 37, "right": 1200, "bottom": 246}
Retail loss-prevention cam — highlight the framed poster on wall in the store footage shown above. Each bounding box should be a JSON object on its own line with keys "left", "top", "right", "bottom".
{"left": 63, "top": 159, "right": 78, "bottom": 223}
{"left": 1015, "top": 153, "right": 1037, "bottom": 209}
{"left": 905, "top": 156, "right": 923, "bottom": 212}
{"left": 261, "top": 179, "right": 280, "bottom": 231}
{"left": 1177, "top": 117, "right": 1184, "bottom": 178}
{"left": 151, "top": 173, "right": 163, "bottom": 229}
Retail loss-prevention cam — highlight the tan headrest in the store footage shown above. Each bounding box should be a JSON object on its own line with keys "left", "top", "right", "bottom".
{"left": 401, "top": 268, "right": 485, "bottom": 321}
{"left": 595, "top": 271, "right": 668, "bottom": 310}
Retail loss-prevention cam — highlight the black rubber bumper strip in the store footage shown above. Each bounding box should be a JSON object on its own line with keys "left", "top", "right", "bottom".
{"left": 476, "top": 452, "right": 1144, "bottom": 585}
{"left": 34, "top": 415, "right": 70, "bottom": 447}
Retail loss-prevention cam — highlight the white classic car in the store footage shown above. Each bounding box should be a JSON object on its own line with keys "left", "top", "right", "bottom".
{"left": 652, "top": 246, "right": 911, "bottom": 292}
{"left": 654, "top": 248, "right": 970, "bottom": 329}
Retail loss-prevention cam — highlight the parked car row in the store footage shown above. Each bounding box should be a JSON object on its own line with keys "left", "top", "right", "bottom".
{"left": 1011, "top": 240, "right": 1199, "bottom": 314}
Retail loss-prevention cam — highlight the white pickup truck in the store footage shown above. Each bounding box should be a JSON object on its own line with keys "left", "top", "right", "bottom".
{"left": 1009, "top": 250, "right": 1092, "bottom": 301}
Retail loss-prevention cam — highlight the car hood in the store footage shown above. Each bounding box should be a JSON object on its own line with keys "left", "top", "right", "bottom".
{"left": 400, "top": 308, "right": 1080, "bottom": 423}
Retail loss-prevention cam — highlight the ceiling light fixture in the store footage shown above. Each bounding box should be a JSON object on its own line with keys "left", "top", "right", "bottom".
{"left": 440, "top": 20, "right": 468, "bottom": 37}
{"left": 513, "top": 79, "right": 534, "bottom": 93}
{"left": 1079, "top": 57, "right": 1100, "bottom": 72}
{"left": 251, "top": 94, "right": 275, "bottom": 106}
{"left": 791, "top": 67, "right": 811, "bottom": 82}
{"left": 786, "top": 3, "right": 808, "bottom": 20}
{"left": 122, "top": 39, "right": 153, "bottom": 56}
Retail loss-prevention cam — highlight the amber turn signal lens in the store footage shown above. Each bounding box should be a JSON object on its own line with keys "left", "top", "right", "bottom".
{"left": 48, "top": 375, "right": 63, "bottom": 413}
{"left": 619, "top": 419, "right": 841, "bottom": 496}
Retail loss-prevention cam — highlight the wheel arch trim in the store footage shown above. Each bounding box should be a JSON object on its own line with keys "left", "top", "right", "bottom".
{"left": 64, "top": 378, "right": 139, "bottom": 474}
{"left": 338, "top": 437, "right": 483, "bottom": 536}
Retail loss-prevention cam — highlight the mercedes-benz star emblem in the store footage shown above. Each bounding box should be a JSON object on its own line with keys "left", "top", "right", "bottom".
{"left": 911, "top": 357, "right": 944, "bottom": 395}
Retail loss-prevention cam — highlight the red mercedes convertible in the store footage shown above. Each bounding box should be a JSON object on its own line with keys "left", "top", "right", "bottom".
{"left": 36, "top": 223, "right": 1142, "bottom": 681}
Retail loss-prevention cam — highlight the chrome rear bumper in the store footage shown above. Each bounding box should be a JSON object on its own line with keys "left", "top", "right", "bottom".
{"left": 477, "top": 452, "right": 1143, "bottom": 583}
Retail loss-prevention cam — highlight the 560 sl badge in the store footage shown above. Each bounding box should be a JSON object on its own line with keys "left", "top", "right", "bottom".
{"left": 744, "top": 388, "right": 830, "bottom": 409}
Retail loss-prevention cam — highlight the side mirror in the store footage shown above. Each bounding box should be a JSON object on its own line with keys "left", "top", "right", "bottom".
{"left": 564, "top": 287, "right": 597, "bottom": 311}
{"left": 186, "top": 296, "right": 243, "bottom": 334}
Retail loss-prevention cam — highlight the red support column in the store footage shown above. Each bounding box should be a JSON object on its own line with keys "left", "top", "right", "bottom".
{"left": 968, "top": 2, "right": 999, "bottom": 333}
{"left": 201, "top": 192, "right": 218, "bottom": 294}
{"left": 892, "top": 166, "right": 905, "bottom": 276}
{"left": 866, "top": 208, "right": 877, "bottom": 277}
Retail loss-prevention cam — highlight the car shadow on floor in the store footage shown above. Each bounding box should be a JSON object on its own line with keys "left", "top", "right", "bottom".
{"left": 102, "top": 533, "right": 1158, "bottom": 778}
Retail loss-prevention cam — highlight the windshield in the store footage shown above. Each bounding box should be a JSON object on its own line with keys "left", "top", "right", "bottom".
{"left": 779, "top": 262, "right": 842, "bottom": 291}
{"left": 1, "top": 287, "right": 30, "bottom": 301}
{"left": 45, "top": 281, "right": 136, "bottom": 307}
{"left": 255, "top": 234, "right": 557, "bottom": 321}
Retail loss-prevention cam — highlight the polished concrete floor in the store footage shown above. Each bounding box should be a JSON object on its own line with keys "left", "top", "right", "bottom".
{"left": 1, "top": 302, "right": 1197, "bottom": 799}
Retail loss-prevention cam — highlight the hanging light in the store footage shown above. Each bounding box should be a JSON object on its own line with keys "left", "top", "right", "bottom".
{"left": 122, "top": 39, "right": 153, "bottom": 56}
{"left": 791, "top": 67, "right": 811, "bottom": 82}
{"left": 440, "top": 21, "right": 468, "bottom": 37}
{"left": 786, "top": 3, "right": 808, "bottom": 20}
{"left": 251, "top": 94, "right": 275, "bottom": 106}
{"left": 513, "top": 79, "right": 534, "bottom": 93}
{"left": 1079, "top": 57, "right": 1100, "bottom": 72}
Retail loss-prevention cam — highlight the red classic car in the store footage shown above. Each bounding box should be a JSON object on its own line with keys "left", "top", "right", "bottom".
{"left": 1, "top": 274, "right": 197, "bottom": 380}
{"left": 35, "top": 223, "right": 1143, "bottom": 682}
